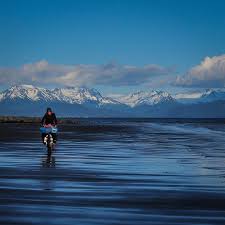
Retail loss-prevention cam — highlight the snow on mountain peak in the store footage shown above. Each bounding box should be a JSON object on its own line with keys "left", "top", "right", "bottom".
{"left": 4, "top": 84, "right": 42, "bottom": 101}
{"left": 52, "top": 87, "right": 102, "bottom": 104}
{"left": 200, "top": 88, "right": 225, "bottom": 102}
{"left": 119, "top": 90, "right": 174, "bottom": 107}
{"left": 0, "top": 84, "right": 57, "bottom": 102}
{"left": 174, "top": 88, "right": 225, "bottom": 104}
{"left": 0, "top": 84, "right": 122, "bottom": 106}
{"left": 2, "top": 85, "right": 225, "bottom": 109}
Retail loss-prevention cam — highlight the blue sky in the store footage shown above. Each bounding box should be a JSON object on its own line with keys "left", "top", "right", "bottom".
{"left": 0, "top": 0, "right": 225, "bottom": 94}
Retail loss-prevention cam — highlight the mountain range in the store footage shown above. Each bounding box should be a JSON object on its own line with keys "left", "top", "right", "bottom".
{"left": 0, "top": 84, "right": 225, "bottom": 117}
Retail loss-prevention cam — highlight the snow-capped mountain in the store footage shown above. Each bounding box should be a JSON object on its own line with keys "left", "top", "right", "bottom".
{"left": 119, "top": 90, "right": 175, "bottom": 107}
{"left": 174, "top": 89, "right": 225, "bottom": 104}
{"left": 0, "top": 84, "right": 127, "bottom": 116}
{"left": 52, "top": 87, "right": 119, "bottom": 106}
{"left": 1, "top": 85, "right": 225, "bottom": 117}
{"left": 199, "top": 89, "right": 225, "bottom": 102}
{"left": 0, "top": 84, "right": 57, "bottom": 102}
{"left": 0, "top": 84, "right": 120, "bottom": 106}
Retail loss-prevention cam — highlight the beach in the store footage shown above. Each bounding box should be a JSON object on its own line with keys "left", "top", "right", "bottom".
{"left": 0, "top": 119, "right": 225, "bottom": 225}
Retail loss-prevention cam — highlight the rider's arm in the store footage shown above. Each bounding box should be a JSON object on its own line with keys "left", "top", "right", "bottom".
{"left": 53, "top": 113, "right": 58, "bottom": 125}
{"left": 41, "top": 115, "right": 46, "bottom": 126}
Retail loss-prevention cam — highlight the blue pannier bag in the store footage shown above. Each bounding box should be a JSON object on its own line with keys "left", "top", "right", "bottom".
{"left": 40, "top": 127, "right": 58, "bottom": 134}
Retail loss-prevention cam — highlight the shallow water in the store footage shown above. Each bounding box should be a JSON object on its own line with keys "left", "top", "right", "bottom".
{"left": 0, "top": 119, "right": 225, "bottom": 225}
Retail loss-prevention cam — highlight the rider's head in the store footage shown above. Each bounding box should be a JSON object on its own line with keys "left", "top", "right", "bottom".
{"left": 46, "top": 107, "right": 52, "bottom": 115}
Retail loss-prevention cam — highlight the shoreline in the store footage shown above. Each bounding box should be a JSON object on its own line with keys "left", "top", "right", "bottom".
{"left": 0, "top": 116, "right": 81, "bottom": 124}
{"left": 1, "top": 116, "right": 225, "bottom": 124}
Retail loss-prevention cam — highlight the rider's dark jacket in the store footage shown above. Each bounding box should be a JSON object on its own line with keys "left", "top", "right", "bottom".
{"left": 41, "top": 113, "right": 57, "bottom": 126}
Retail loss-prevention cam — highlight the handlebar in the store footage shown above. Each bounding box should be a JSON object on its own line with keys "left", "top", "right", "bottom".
{"left": 43, "top": 124, "right": 57, "bottom": 128}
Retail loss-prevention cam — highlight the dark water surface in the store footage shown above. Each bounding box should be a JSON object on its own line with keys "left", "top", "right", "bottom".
{"left": 0, "top": 119, "right": 225, "bottom": 225}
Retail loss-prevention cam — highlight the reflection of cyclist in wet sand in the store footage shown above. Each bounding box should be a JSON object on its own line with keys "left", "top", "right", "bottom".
{"left": 42, "top": 154, "right": 56, "bottom": 168}
{"left": 41, "top": 107, "right": 57, "bottom": 144}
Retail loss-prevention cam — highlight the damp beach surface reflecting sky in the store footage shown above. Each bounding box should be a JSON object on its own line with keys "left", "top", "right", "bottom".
{"left": 0, "top": 119, "right": 225, "bottom": 225}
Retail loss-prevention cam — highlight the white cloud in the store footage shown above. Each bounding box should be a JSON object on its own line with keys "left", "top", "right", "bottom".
{"left": 175, "top": 54, "right": 225, "bottom": 88}
{"left": 0, "top": 60, "right": 173, "bottom": 87}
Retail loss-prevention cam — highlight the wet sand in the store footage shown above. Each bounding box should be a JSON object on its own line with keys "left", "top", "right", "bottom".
{"left": 0, "top": 119, "right": 225, "bottom": 225}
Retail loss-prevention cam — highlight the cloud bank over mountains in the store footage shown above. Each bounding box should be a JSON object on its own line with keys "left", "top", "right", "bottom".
{"left": 175, "top": 54, "right": 225, "bottom": 88}
{"left": 1, "top": 54, "right": 225, "bottom": 91}
{"left": 0, "top": 60, "right": 173, "bottom": 87}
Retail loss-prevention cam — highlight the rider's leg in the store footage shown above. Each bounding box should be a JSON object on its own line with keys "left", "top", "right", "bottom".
{"left": 52, "top": 133, "right": 57, "bottom": 143}
{"left": 42, "top": 133, "right": 45, "bottom": 144}
{"left": 42, "top": 133, "right": 47, "bottom": 144}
